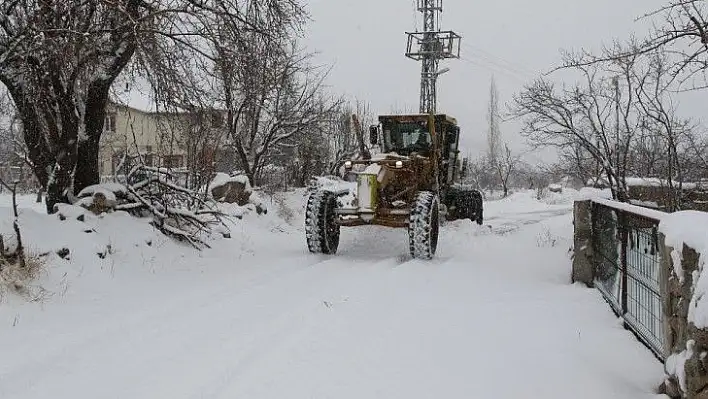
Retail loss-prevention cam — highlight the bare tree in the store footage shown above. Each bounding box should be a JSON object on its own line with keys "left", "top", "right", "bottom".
{"left": 460, "top": 154, "right": 497, "bottom": 196}
{"left": 555, "top": 142, "right": 604, "bottom": 187}
{"left": 493, "top": 144, "right": 521, "bottom": 197}
{"left": 513, "top": 49, "right": 645, "bottom": 201}
{"left": 219, "top": 37, "right": 340, "bottom": 186}
{"left": 630, "top": 51, "right": 701, "bottom": 209}
{"left": 325, "top": 99, "right": 374, "bottom": 176}
{"left": 638, "top": 1, "right": 708, "bottom": 90}
{"left": 487, "top": 76, "right": 502, "bottom": 164}
{"left": 0, "top": 0, "right": 304, "bottom": 213}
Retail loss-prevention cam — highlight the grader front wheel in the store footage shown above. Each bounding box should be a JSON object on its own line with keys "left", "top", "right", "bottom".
{"left": 408, "top": 191, "right": 440, "bottom": 260}
{"left": 305, "top": 190, "right": 340, "bottom": 254}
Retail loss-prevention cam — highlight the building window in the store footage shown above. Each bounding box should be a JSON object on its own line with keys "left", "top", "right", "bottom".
{"left": 104, "top": 113, "right": 117, "bottom": 133}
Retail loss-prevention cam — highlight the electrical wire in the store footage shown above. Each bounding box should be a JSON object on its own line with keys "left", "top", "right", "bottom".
{"left": 458, "top": 56, "right": 533, "bottom": 84}
{"left": 461, "top": 42, "right": 538, "bottom": 77}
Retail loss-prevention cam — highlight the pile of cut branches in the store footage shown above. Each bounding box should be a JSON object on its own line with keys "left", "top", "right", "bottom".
{"left": 77, "top": 165, "right": 229, "bottom": 249}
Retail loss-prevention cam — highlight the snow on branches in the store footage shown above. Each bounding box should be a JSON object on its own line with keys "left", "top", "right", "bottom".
{"left": 76, "top": 166, "right": 230, "bottom": 250}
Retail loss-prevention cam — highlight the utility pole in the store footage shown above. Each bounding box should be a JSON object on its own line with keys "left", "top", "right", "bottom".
{"left": 613, "top": 75, "right": 624, "bottom": 201}
{"left": 405, "top": 0, "right": 461, "bottom": 114}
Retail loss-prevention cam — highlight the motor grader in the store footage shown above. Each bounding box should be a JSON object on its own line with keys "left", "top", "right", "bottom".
{"left": 305, "top": 113, "right": 483, "bottom": 260}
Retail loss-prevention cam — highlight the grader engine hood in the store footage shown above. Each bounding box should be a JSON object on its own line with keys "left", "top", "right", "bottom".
{"left": 345, "top": 153, "right": 431, "bottom": 219}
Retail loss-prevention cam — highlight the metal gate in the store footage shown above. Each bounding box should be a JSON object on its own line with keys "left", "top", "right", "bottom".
{"left": 591, "top": 201, "right": 665, "bottom": 360}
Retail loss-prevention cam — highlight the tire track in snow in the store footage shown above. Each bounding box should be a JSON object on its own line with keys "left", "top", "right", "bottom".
{"left": 0, "top": 255, "right": 366, "bottom": 399}
{"left": 106, "top": 257, "right": 400, "bottom": 399}
{"left": 181, "top": 257, "right": 405, "bottom": 399}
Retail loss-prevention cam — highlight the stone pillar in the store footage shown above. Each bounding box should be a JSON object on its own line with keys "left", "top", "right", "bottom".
{"left": 572, "top": 200, "right": 594, "bottom": 287}
{"left": 660, "top": 244, "right": 704, "bottom": 399}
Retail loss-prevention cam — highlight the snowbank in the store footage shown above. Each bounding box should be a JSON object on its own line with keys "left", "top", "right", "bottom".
{"left": 0, "top": 188, "right": 665, "bottom": 399}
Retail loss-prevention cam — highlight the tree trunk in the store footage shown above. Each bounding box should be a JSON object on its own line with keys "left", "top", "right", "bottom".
{"left": 45, "top": 144, "right": 78, "bottom": 213}
{"left": 75, "top": 139, "right": 100, "bottom": 196}
{"left": 74, "top": 83, "right": 110, "bottom": 195}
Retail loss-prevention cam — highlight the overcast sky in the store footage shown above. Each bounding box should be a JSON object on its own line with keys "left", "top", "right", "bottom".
{"left": 302, "top": 0, "right": 708, "bottom": 163}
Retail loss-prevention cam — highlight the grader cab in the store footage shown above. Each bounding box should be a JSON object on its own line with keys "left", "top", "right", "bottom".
{"left": 305, "top": 113, "right": 483, "bottom": 260}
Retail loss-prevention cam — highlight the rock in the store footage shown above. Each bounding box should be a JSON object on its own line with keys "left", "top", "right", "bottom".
{"left": 211, "top": 180, "right": 251, "bottom": 205}
{"left": 663, "top": 243, "right": 707, "bottom": 398}
{"left": 56, "top": 204, "right": 90, "bottom": 220}
{"left": 56, "top": 248, "right": 70, "bottom": 259}
{"left": 659, "top": 379, "right": 682, "bottom": 398}
{"left": 88, "top": 191, "right": 118, "bottom": 215}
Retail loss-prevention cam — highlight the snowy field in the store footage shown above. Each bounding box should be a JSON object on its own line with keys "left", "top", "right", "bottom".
{"left": 0, "top": 189, "right": 665, "bottom": 398}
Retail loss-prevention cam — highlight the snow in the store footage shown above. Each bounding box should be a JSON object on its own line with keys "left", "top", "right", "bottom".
{"left": 591, "top": 197, "right": 667, "bottom": 221}
{"left": 0, "top": 190, "right": 665, "bottom": 398}
{"left": 659, "top": 211, "right": 708, "bottom": 327}
{"left": 77, "top": 183, "right": 127, "bottom": 199}
{"left": 208, "top": 173, "right": 251, "bottom": 193}
{"left": 362, "top": 163, "right": 382, "bottom": 175}
{"left": 625, "top": 177, "right": 700, "bottom": 190}
{"left": 369, "top": 152, "right": 409, "bottom": 161}
{"left": 310, "top": 176, "right": 356, "bottom": 208}
{"left": 665, "top": 340, "right": 695, "bottom": 393}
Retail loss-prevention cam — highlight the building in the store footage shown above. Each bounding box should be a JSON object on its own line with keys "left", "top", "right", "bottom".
{"left": 99, "top": 100, "right": 238, "bottom": 183}
{"left": 99, "top": 101, "right": 190, "bottom": 178}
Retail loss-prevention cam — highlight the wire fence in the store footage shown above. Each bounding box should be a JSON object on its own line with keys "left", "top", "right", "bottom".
{"left": 591, "top": 201, "right": 664, "bottom": 360}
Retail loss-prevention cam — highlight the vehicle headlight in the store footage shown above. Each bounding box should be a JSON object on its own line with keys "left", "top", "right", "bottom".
{"left": 344, "top": 160, "right": 353, "bottom": 169}
{"left": 395, "top": 160, "right": 403, "bottom": 168}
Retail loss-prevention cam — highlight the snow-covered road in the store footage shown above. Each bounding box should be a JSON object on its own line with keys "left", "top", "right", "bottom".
{"left": 0, "top": 190, "right": 664, "bottom": 398}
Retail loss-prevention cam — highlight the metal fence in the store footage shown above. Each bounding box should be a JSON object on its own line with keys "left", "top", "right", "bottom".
{"left": 591, "top": 200, "right": 664, "bottom": 360}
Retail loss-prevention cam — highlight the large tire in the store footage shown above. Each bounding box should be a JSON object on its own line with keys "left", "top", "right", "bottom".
{"left": 305, "top": 190, "right": 340, "bottom": 254}
{"left": 409, "top": 191, "right": 440, "bottom": 260}
{"left": 444, "top": 188, "right": 483, "bottom": 225}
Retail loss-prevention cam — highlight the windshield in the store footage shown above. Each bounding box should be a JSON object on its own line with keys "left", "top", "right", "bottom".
{"left": 382, "top": 122, "right": 431, "bottom": 154}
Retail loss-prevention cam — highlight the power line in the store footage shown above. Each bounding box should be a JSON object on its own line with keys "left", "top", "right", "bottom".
{"left": 458, "top": 56, "right": 533, "bottom": 83}
{"left": 461, "top": 43, "right": 538, "bottom": 77}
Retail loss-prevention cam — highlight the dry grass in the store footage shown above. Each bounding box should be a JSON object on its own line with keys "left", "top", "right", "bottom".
{"left": 272, "top": 192, "right": 296, "bottom": 225}
{"left": 536, "top": 228, "right": 559, "bottom": 248}
{"left": 0, "top": 254, "right": 51, "bottom": 303}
